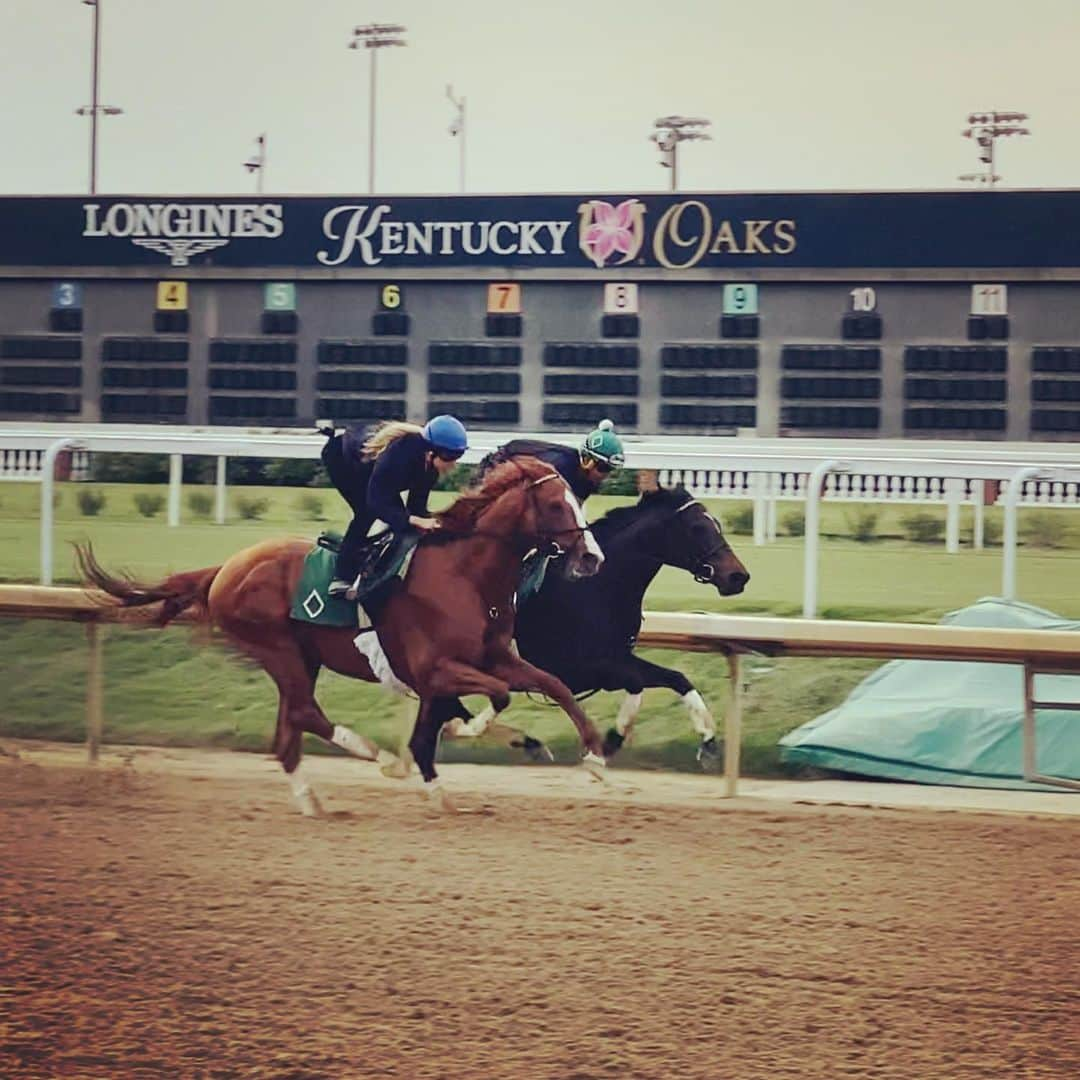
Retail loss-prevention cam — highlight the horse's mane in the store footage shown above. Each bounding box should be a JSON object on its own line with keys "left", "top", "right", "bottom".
{"left": 590, "top": 486, "right": 693, "bottom": 543}
{"left": 436, "top": 456, "right": 558, "bottom": 537}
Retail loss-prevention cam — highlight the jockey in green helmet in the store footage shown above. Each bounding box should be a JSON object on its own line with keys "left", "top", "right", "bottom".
{"left": 578, "top": 419, "right": 626, "bottom": 493}
{"left": 474, "top": 418, "right": 626, "bottom": 504}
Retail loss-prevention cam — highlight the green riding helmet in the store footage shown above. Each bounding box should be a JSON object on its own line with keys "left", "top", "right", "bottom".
{"left": 581, "top": 418, "right": 625, "bottom": 468}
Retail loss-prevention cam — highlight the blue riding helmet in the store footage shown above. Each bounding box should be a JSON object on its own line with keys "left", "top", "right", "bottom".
{"left": 421, "top": 414, "right": 469, "bottom": 458}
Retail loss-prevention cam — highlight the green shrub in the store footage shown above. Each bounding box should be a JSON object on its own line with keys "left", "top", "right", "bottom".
{"left": 91, "top": 453, "right": 170, "bottom": 484}
{"left": 781, "top": 509, "right": 805, "bottom": 537}
{"left": 133, "top": 492, "right": 165, "bottom": 518}
{"left": 845, "top": 507, "right": 880, "bottom": 543}
{"left": 899, "top": 510, "right": 944, "bottom": 544}
{"left": 597, "top": 468, "right": 639, "bottom": 497}
{"left": 235, "top": 494, "right": 270, "bottom": 520}
{"left": 435, "top": 463, "right": 477, "bottom": 492}
{"left": 293, "top": 492, "right": 325, "bottom": 521}
{"left": 187, "top": 491, "right": 214, "bottom": 518}
{"left": 982, "top": 516, "right": 1002, "bottom": 547}
{"left": 77, "top": 489, "right": 107, "bottom": 516}
{"left": 264, "top": 459, "right": 322, "bottom": 487}
{"left": 725, "top": 505, "right": 755, "bottom": 535}
{"left": 1021, "top": 511, "right": 1070, "bottom": 549}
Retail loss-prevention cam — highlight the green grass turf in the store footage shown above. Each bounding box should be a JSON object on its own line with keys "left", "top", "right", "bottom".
{"left": 1, "top": 480, "right": 1077, "bottom": 774}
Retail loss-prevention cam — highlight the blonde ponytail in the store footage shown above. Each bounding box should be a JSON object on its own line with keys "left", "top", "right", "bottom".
{"left": 362, "top": 420, "right": 424, "bottom": 461}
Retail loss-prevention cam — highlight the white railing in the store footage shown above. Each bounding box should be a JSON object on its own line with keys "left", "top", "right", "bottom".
{"left": 3, "top": 423, "right": 1080, "bottom": 605}
{"left": 659, "top": 467, "right": 1080, "bottom": 551}
{"left": 0, "top": 447, "right": 90, "bottom": 481}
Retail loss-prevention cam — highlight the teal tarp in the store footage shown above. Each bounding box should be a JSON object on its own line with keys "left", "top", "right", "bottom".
{"left": 779, "top": 597, "right": 1080, "bottom": 791}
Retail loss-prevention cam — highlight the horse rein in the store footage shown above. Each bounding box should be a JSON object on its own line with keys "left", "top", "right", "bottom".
{"left": 455, "top": 467, "right": 591, "bottom": 556}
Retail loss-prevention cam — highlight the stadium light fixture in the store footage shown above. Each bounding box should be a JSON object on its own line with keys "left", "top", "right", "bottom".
{"left": 960, "top": 110, "right": 1030, "bottom": 188}
{"left": 243, "top": 134, "right": 267, "bottom": 194}
{"left": 649, "top": 116, "right": 711, "bottom": 192}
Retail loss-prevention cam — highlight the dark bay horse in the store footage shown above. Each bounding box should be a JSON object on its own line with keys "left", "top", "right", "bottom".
{"left": 443, "top": 486, "right": 749, "bottom": 765}
{"left": 77, "top": 457, "right": 605, "bottom": 815}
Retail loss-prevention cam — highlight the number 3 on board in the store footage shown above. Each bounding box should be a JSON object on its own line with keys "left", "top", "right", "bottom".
{"left": 487, "top": 283, "right": 521, "bottom": 314}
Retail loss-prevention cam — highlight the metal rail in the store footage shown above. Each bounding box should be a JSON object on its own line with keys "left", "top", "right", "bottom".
{"left": 1, "top": 587, "right": 1076, "bottom": 794}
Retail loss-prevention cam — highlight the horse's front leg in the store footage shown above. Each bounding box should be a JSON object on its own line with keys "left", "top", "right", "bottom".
{"left": 412, "top": 663, "right": 513, "bottom": 811}
{"left": 488, "top": 653, "right": 605, "bottom": 770}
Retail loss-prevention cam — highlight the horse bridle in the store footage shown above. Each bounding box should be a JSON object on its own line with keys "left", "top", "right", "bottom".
{"left": 522, "top": 471, "right": 591, "bottom": 557}
{"left": 669, "top": 498, "right": 732, "bottom": 584}
{"left": 466, "top": 468, "right": 591, "bottom": 556}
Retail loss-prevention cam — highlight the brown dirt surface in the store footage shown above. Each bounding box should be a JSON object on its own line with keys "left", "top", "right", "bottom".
{"left": 1, "top": 742, "right": 1079, "bottom": 1080}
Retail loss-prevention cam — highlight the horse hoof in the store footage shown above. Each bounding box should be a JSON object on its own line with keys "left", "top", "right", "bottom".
{"left": 581, "top": 751, "right": 608, "bottom": 783}
{"left": 295, "top": 788, "right": 324, "bottom": 818}
{"left": 381, "top": 757, "right": 412, "bottom": 780}
{"left": 696, "top": 737, "right": 722, "bottom": 771}
{"left": 522, "top": 736, "right": 554, "bottom": 764}
{"left": 601, "top": 728, "right": 625, "bottom": 758}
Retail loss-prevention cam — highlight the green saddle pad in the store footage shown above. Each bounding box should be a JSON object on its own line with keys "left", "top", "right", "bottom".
{"left": 289, "top": 533, "right": 359, "bottom": 628}
{"left": 289, "top": 530, "right": 422, "bottom": 627}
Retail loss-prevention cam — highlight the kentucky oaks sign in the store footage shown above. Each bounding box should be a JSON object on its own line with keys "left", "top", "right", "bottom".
{"left": 1, "top": 191, "right": 1080, "bottom": 270}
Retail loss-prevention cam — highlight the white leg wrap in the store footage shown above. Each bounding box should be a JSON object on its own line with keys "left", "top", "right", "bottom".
{"left": 615, "top": 692, "right": 643, "bottom": 736}
{"left": 288, "top": 763, "right": 312, "bottom": 798}
{"left": 682, "top": 689, "right": 715, "bottom": 738}
{"left": 453, "top": 704, "right": 496, "bottom": 739}
{"left": 332, "top": 724, "right": 377, "bottom": 760}
{"left": 287, "top": 764, "right": 319, "bottom": 816}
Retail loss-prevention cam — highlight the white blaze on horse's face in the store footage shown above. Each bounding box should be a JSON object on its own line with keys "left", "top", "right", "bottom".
{"left": 564, "top": 486, "right": 604, "bottom": 566}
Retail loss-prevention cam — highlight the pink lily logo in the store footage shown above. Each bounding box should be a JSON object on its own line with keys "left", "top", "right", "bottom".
{"left": 577, "top": 198, "right": 646, "bottom": 268}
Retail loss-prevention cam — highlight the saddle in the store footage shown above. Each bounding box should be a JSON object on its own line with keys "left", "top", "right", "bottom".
{"left": 290, "top": 530, "right": 419, "bottom": 627}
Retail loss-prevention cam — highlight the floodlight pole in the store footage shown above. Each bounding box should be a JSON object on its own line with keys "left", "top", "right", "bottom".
{"left": 77, "top": 0, "right": 123, "bottom": 195}
{"left": 350, "top": 23, "right": 408, "bottom": 194}
{"left": 447, "top": 84, "right": 466, "bottom": 192}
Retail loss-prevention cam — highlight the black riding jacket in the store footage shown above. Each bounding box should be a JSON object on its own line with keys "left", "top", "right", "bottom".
{"left": 322, "top": 430, "right": 435, "bottom": 532}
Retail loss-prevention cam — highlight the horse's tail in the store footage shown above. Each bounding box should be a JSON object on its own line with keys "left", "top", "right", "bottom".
{"left": 74, "top": 542, "right": 221, "bottom": 628}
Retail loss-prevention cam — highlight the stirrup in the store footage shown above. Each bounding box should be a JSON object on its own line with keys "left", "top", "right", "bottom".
{"left": 327, "top": 578, "right": 354, "bottom": 598}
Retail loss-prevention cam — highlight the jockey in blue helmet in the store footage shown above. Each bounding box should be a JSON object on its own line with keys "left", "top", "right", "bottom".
{"left": 320, "top": 414, "right": 468, "bottom": 598}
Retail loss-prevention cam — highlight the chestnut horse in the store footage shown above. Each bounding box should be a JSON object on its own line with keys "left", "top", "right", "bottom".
{"left": 77, "top": 458, "right": 605, "bottom": 815}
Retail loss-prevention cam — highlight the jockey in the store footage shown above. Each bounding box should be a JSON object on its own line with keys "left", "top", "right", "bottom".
{"left": 320, "top": 415, "right": 468, "bottom": 599}
{"left": 474, "top": 418, "right": 625, "bottom": 504}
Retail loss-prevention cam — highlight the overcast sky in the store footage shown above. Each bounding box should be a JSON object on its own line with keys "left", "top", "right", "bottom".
{"left": 3, "top": 0, "right": 1078, "bottom": 197}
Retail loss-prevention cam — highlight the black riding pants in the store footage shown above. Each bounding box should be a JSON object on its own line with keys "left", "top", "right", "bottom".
{"left": 322, "top": 435, "right": 378, "bottom": 582}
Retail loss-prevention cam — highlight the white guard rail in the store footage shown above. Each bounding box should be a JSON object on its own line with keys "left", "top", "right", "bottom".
{"left": 3, "top": 424, "right": 1080, "bottom": 604}
{"left": 1, "top": 586, "right": 1076, "bottom": 797}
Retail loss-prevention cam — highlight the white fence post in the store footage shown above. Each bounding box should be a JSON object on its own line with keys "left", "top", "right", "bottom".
{"left": 803, "top": 459, "right": 848, "bottom": 618}
{"left": 39, "top": 437, "right": 82, "bottom": 586}
{"left": 945, "top": 479, "right": 962, "bottom": 554}
{"left": 1002, "top": 466, "right": 1051, "bottom": 600}
{"left": 215, "top": 455, "right": 228, "bottom": 525}
{"left": 752, "top": 473, "right": 767, "bottom": 546}
{"left": 167, "top": 454, "right": 182, "bottom": 527}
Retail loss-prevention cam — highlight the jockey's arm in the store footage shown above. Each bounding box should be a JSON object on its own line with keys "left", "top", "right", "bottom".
{"left": 366, "top": 440, "right": 419, "bottom": 532}
{"left": 405, "top": 479, "right": 434, "bottom": 519}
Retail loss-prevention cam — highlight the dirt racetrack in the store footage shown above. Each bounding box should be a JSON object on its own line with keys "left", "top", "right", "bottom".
{"left": 2, "top": 742, "right": 1079, "bottom": 1080}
